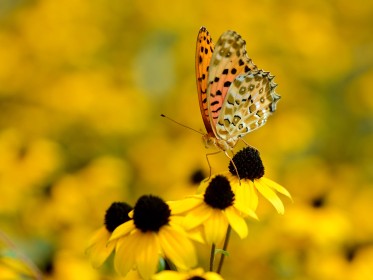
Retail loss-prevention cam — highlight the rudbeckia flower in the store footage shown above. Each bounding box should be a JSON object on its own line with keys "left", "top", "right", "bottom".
{"left": 169, "top": 175, "right": 258, "bottom": 246}
{"left": 86, "top": 202, "right": 133, "bottom": 268}
{"left": 152, "top": 267, "right": 224, "bottom": 280}
{"left": 226, "top": 147, "right": 291, "bottom": 215}
{"left": 108, "top": 195, "right": 197, "bottom": 280}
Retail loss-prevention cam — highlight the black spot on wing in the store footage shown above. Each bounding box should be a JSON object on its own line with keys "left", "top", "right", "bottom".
{"left": 212, "top": 107, "right": 222, "bottom": 113}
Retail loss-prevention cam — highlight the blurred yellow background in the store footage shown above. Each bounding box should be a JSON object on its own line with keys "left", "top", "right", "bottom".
{"left": 1, "top": 0, "right": 372, "bottom": 279}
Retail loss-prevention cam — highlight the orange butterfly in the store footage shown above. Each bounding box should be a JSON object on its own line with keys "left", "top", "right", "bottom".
{"left": 196, "top": 27, "right": 280, "bottom": 159}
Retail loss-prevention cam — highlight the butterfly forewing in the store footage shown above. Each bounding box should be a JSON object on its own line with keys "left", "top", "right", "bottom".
{"left": 216, "top": 70, "right": 280, "bottom": 143}
{"left": 206, "top": 30, "right": 258, "bottom": 136}
{"left": 196, "top": 27, "right": 215, "bottom": 134}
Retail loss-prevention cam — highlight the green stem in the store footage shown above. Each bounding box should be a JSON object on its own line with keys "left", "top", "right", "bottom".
{"left": 0, "top": 230, "right": 43, "bottom": 280}
{"left": 217, "top": 225, "right": 231, "bottom": 274}
{"left": 209, "top": 243, "right": 216, "bottom": 271}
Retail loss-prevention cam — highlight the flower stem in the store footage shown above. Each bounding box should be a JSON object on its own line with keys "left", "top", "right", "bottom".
{"left": 217, "top": 225, "right": 231, "bottom": 274}
{"left": 209, "top": 243, "right": 216, "bottom": 271}
{"left": 0, "top": 230, "right": 43, "bottom": 280}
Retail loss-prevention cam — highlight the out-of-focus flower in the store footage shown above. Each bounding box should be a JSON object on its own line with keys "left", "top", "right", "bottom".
{"left": 109, "top": 195, "right": 197, "bottom": 279}
{"left": 0, "top": 256, "right": 36, "bottom": 280}
{"left": 152, "top": 267, "right": 223, "bottom": 280}
{"left": 86, "top": 202, "right": 133, "bottom": 268}
{"left": 0, "top": 231, "right": 42, "bottom": 280}
{"left": 170, "top": 175, "right": 258, "bottom": 245}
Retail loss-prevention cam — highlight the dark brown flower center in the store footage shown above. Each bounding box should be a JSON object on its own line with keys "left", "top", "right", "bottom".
{"left": 204, "top": 175, "right": 235, "bottom": 209}
{"left": 104, "top": 202, "right": 133, "bottom": 233}
{"left": 229, "top": 147, "right": 264, "bottom": 180}
{"left": 133, "top": 195, "right": 171, "bottom": 232}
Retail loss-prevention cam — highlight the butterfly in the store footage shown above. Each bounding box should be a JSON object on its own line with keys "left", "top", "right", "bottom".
{"left": 196, "top": 27, "right": 280, "bottom": 158}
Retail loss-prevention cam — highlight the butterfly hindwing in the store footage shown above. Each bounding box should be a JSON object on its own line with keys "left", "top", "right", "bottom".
{"left": 207, "top": 30, "right": 258, "bottom": 134}
{"left": 216, "top": 70, "right": 280, "bottom": 143}
{"left": 196, "top": 27, "right": 215, "bottom": 134}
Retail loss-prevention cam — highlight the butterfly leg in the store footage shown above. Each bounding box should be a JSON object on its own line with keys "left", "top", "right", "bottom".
{"left": 205, "top": 151, "right": 222, "bottom": 182}
{"left": 224, "top": 151, "right": 241, "bottom": 185}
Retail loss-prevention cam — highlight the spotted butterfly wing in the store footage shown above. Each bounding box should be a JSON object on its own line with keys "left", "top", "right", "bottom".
{"left": 216, "top": 70, "right": 280, "bottom": 144}
{"left": 195, "top": 27, "right": 280, "bottom": 151}
{"left": 195, "top": 27, "right": 214, "bottom": 135}
{"left": 206, "top": 30, "right": 258, "bottom": 138}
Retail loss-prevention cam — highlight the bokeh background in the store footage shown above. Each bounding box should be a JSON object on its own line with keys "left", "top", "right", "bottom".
{"left": 0, "top": 0, "right": 372, "bottom": 279}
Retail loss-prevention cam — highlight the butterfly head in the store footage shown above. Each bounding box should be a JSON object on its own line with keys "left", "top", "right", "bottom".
{"left": 202, "top": 133, "right": 235, "bottom": 152}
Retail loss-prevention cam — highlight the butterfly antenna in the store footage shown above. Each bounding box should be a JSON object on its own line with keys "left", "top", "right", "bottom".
{"left": 161, "top": 114, "right": 204, "bottom": 136}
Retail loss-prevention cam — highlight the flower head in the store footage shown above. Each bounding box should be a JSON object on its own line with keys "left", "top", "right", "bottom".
{"left": 228, "top": 147, "right": 292, "bottom": 215}
{"left": 109, "top": 195, "right": 197, "bottom": 279}
{"left": 170, "top": 175, "right": 258, "bottom": 245}
{"left": 152, "top": 268, "right": 224, "bottom": 280}
{"left": 86, "top": 202, "right": 132, "bottom": 268}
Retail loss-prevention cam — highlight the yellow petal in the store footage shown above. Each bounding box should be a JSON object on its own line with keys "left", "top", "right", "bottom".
{"left": 242, "top": 180, "right": 259, "bottom": 210}
{"left": 108, "top": 220, "right": 135, "bottom": 243}
{"left": 128, "top": 210, "right": 134, "bottom": 218}
{"left": 204, "top": 210, "right": 228, "bottom": 245}
{"left": 197, "top": 177, "right": 213, "bottom": 194}
{"left": 185, "top": 225, "right": 205, "bottom": 243}
{"left": 152, "top": 270, "right": 186, "bottom": 280}
{"left": 225, "top": 207, "right": 248, "bottom": 239}
{"left": 86, "top": 227, "right": 115, "bottom": 268}
{"left": 136, "top": 232, "right": 160, "bottom": 280}
{"left": 255, "top": 180, "right": 285, "bottom": 214}
{"left": 114, "top": 231, "right": 139, "bottom": 277}
{"left": 204, "top": 271, "right": 225, "bottom": 280}
{"left": 158, "top": 225, "right": 197, "bottom": 269}
{"left": 234, "top": 181, "right": 259, "bottom": 219}
{"left": 167, "top": 197, "right": 203, "bottom": 214}
{"left": 183, "top": 203, "right": 213, "bottom": 230}
{"left": 261, "top": 177, "right": 292, "bottom": 199}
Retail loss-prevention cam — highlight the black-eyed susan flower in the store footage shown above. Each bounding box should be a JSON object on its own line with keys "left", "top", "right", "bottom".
{"left": 169, "top": 175, "right": 258, "bottom": 246}
{"left": 86, "top": 202, "right": 132, "bottom": 268}
{"left": 227, "top": 147, "right": 291, "bottom": 215}
{"left": 152, "top": 267, "right": 224, "bottom": 280}
{"left": 108, "top": 195, "right": 197, "bottom": 280}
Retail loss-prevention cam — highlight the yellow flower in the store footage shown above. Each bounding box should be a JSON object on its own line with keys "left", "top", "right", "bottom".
{"left": 225, "top": 147, "right": 292, "bottom": 215}
{"left": 109, "top": 195, "right": 197, "bottom": 280}
{"left": 170, "top": 175, "right": 258, "bottom": 245}
{"left": 152, "top": 267, "right": 224, "bottom": 280}
{"left": 86, "top": 202, "right": 133, "bottom": 268}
